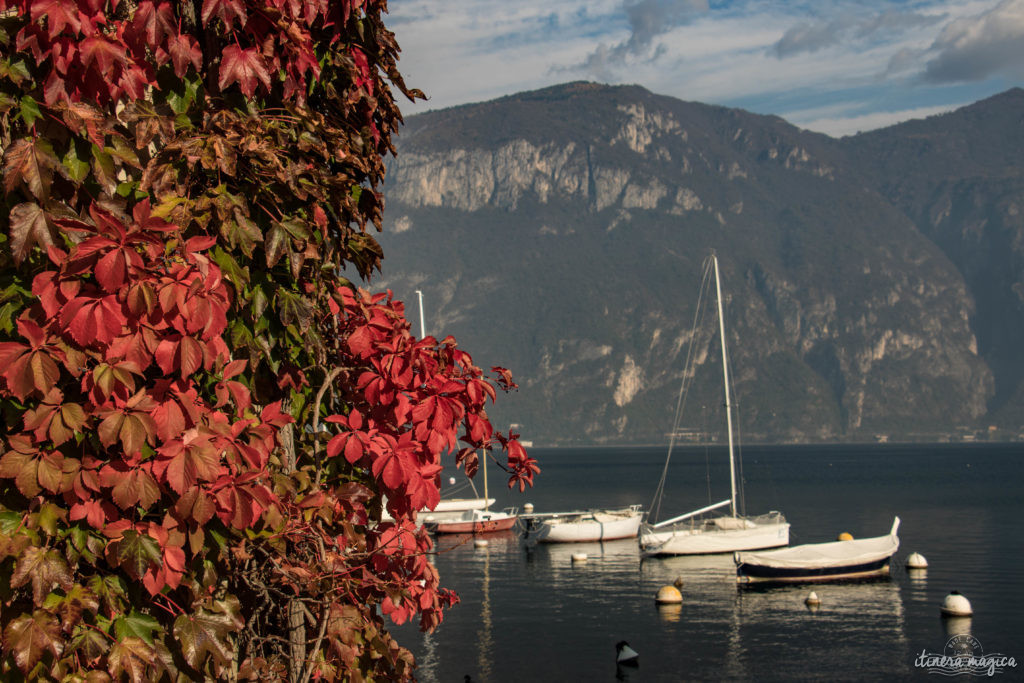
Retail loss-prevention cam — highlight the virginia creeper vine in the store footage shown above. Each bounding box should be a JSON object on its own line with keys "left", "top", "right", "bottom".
{"left": 0, "top": 1, "right": 538, "bottom": 680}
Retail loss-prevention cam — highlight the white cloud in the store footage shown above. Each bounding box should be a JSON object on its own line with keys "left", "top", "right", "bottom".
{"left": 388, "top": 0, "right": 1023, "bottom": 132}
{"left": 923, "top": 0, "right": 1024, "bottom": 82}
{"left": 771, "top": 11, "right": 944, "bottom": 58}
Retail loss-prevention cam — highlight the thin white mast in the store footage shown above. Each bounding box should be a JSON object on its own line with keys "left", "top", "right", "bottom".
{"left": 415, "top": 290, "right": 426, "bottom": 339}
{"left": 712, "top": 255, "right": 738, "bottom": 518}
{"left": 482, "top": 450, "right": 489, "bottom": 511}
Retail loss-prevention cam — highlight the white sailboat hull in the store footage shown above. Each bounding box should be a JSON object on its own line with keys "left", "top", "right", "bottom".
{"left": 640, "top": 515, "right": 790, "bottom": 556}
{"left": 525, "top": 506, "right": 643, "bottom": 543}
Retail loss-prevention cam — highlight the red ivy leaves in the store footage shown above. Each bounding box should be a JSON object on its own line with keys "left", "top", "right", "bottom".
{"left": 219, "top": 46, "right": 271, "bottom": 98}
{"left": 0, "top": 1, "right": 526, "bottom": 679}
{"left": 0, "top": 319, "right": 64, "bottom": 401}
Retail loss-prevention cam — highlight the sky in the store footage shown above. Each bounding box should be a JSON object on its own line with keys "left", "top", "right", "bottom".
{"left": 386, "top": 0, "right": 1024, "bottom": 137}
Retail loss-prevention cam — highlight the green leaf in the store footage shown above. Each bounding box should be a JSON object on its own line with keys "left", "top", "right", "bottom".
{"left": 35, "top": 501, "right": 64, "bottom": 537}
{"left": 251, "top": 282, "right": 269, "bottom": 319}
{"left": 0, "top": 58, "right": 31, "bottom": 85}
{"left": 0, "top": 92, "right": 15, "bottom": 117}
{"left": 89, "top": 143, "right": 116, "bottom": 192}
{"left": 108, "top": 135, "right": 140, "bottom": 167}
{"left": 62, "top": 143, "right": 92, "bottom": 183}
{"left": 277, "top": 217, "right": 312, "bottom": 241}
{"left": 275, "top": 287, "right": 313, "bottom": 333}
{"left": 19, "top": 95, "right": 41, "bottom": 127}
{"left": 109, "top": 530, "right": 161, "bottom": 580}
{"left": 114, "top": 610, "right": 162, "bottom": 646}
{"left": 88, "top": 575, "right": 128, "bottom": 614}
{"left": 211, "top": 246, "right": 250, "bottom": 289}
{"left": 0, "top": 509, "right": 22, "bottom": 534}
{"left": 68, "top": 623, "right": 110, "bottom": 662}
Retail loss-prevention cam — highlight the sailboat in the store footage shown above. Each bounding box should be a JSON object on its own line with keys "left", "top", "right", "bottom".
{"left": 425, "top": 447, "right": 517, "bottom": 534}
{"left": 412, "top": 290, "right": 494, "bottom": 521}
{"left": 639, "top": 253, "right": 789, "bottom": 556}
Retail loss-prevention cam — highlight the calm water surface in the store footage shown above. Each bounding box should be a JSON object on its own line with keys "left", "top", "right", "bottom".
{"left": 393, "top": 443, "right": 1024, "bottom": 681}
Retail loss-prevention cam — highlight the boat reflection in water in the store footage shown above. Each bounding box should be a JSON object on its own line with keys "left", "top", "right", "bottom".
{"left": 531, "top": 538, "right": 640, "bottom": 566}
{"left": 641, "top": 552, "right": 908, "bottom": 679}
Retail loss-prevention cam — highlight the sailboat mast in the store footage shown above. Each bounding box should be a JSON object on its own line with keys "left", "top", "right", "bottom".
{"left": 712, "top": 255, "right": 738, "bottom": 518}
{"left": 415, "top": 290, "right": 426, "bottom": 339}
{"left": 482, "top": 450, "right": 489, "bottom": 510}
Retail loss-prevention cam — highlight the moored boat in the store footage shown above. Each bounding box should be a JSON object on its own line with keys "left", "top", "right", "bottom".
{"left": 735, "top": 517, "right": 900, "bottom": 584}
{"left": 641, "top": 253, "right": 790, "bottom": 556}
{"left": 521, "top": 505, "right": 643, "bottom": 543}
{"left": 426, "top": 508, "right": 518, "bottom": 534}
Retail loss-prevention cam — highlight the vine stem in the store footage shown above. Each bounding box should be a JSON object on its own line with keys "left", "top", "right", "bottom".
{"left": 312, "top": 366, "right": 343, "bottom": 486}
{"left": 298, "top": 604, "right": 330, "bottom": 683}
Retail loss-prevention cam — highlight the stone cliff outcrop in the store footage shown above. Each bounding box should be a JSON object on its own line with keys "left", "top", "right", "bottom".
{"left": 374, "top": 82, "right": 1013, "bottom": 445}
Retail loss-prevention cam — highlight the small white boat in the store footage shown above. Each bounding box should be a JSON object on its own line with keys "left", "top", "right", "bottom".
{"left": 426, "top": 443, "right": 517, "bottom": 535}
{"left": 419, "top": 496, "right": 496, "bottom": 523}
{"left": 426, "top": 507, "right": 519, "bottom": 534}
{"left": 735, "top": 517, "right": 901, "bottom": 584}
{"left": 521, "top": 505, "right": 643, "bottom": 543}
{"left": 641, "top": 253, "right": 789, "bottom": 556}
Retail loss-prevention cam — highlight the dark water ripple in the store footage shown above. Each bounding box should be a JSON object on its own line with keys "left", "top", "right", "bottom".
{"left": 393, "top": 444, "right": 1024, "bottom": 682}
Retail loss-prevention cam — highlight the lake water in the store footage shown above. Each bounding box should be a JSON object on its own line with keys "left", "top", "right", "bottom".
{"left": 393, "top": 443, "right": 1024, "bottom": 681}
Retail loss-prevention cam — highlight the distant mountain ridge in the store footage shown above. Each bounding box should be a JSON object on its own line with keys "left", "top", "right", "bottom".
{"left": 373, "top": 82, "right": 1024, "bottom": 446}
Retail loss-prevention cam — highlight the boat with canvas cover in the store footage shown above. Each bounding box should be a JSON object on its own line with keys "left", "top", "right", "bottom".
{"left": 735, "top": 517, "right": 900, "bottom": 584}
{"left": 640, "top": 253, "right": 789, "bottom": 556}
{"left": 521, "top": 505, "right": 643, "bottom": 543}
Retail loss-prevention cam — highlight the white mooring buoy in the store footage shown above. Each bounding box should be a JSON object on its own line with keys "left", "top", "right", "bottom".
{"left": 571, "top": 552, "right": 587, "bottom": 563}
{"left": 906, "top": 552, "right": 928, "bottom": 569}
{"left": 615, "top": 641, "right": 639, "bottom": 665}
{"left": 941, "top": 591, "right": 973, "bottom": 617}
{"left": 473, "top": 539, "right": 489, "bottom": 548}
{"left": 805, "top": 591, "right": 821, "bottom": 606}
{"left": 523, "top": 503, "right": 535, "bottom": 514}
{"left": 656, "top": 585, "right": 683, "bottom": 604}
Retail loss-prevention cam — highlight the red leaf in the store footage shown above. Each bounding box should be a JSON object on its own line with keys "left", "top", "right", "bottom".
{"left": 132, "top": 1, "right": 177, "bottom": 46}
{"left": 166, "top": 32, "right": 203, "bottom": 77}
{"left": 100, "top": 463, "right": 161, "bottom": 510}
{"left": 95, "top": 247, "right": 129, "bottom": 292}
{"left": 61, "top": 295, "right": 125, "bottom": 346}
{"left": 201, "top": 0, "right": 247, "bottom": 27}
{"left": 218, "top": 45, "right": 271, "bottom": 98}
{"left": 371, "top": 449, "right": 405, "bottom": 489}
{"left": 30, "top": 0, "right": 83, "bottom": 38}
{"left": 79, "top": 35, "right": 127, "bottom": 78}
{"left": 180, "top": 335, "right": 204, "bottom": 376}
{"left": 0, "top": 441, "right": 41, "bottom": 497}
{"left": 154, "top": 430, "right": 223, "bottom": 494}
{"left": 0, "top": 318, "right": 64, "bottom": 400}
{"left": 174, "top": 486, "right": 217, "bottom": 524}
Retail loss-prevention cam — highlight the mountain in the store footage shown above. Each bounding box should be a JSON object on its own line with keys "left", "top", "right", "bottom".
{"left": 370, "top": 82, "right": 1023, "bottom": 446}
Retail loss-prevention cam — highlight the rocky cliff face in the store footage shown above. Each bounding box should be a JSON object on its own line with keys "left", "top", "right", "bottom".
{"left": 374, "top": 82, "right": 1006, "bottom": 445}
